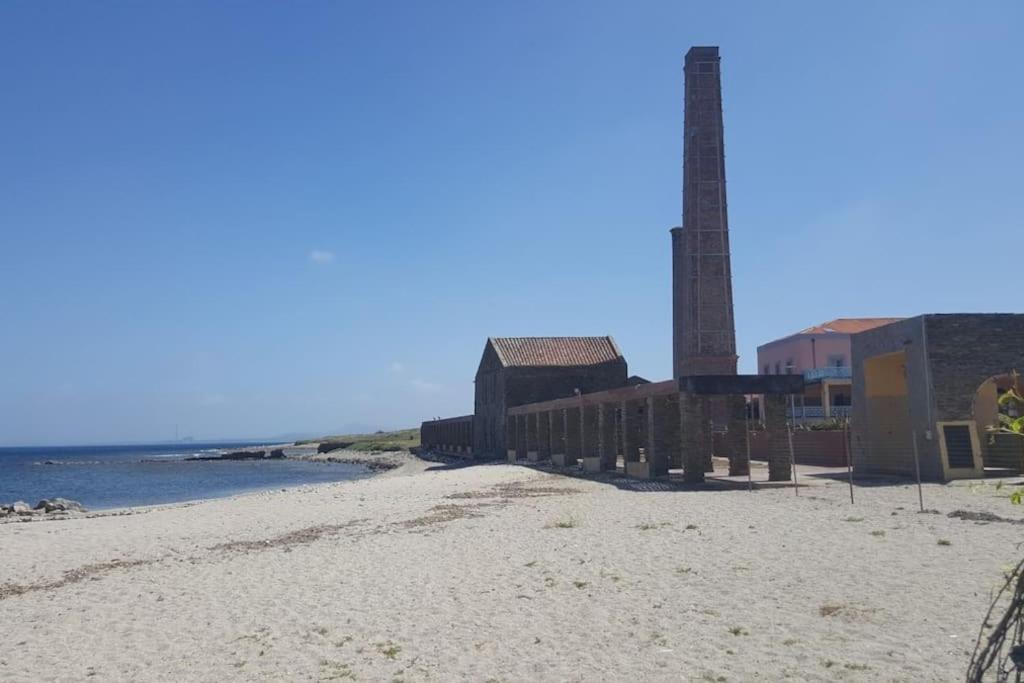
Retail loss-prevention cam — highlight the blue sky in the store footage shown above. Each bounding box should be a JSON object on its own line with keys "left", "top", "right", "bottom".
{"left": 2, "top": 1, "right": 1021, "bottom": 445}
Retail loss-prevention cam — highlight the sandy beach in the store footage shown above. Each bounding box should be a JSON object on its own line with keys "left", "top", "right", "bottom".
{"left": 1, "top": 455, "right": 1020, "bottom": 682}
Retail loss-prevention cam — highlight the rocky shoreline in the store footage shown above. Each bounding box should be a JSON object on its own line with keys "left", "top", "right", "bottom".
{"left": 1, "top": 498, "right": 86, "bottom": 518}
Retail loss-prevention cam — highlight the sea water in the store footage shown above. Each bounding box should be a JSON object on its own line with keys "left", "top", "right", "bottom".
{"left": 0, "top": 442, "right": 370, "bottom": 510}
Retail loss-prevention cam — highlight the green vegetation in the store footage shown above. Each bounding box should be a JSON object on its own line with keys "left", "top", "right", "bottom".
{"left": 298, "top": 428, "right": 420, "bottom": 454}
{"left": 987, "top": 371, "right": 1024, "bottom": 504}
{"left": 550, "top": 517, "right": 579, "bottom": 529}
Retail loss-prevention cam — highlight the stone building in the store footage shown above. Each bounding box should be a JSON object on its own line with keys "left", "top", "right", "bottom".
{"left": 472, "top": 337, "right": 628, "bottom": 458}
{"left": 851, "top": 314, "right": 1024, "bottom": 481}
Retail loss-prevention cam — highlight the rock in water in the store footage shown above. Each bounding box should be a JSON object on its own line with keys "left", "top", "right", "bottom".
{"left": 269, "top": 448, "right": 286, "bottom": 459}
{"left": 51, "top": 498, "right": 86, "bottom": 512}
{"left": 32, "top": 498, "right": 86, "bottom": 513}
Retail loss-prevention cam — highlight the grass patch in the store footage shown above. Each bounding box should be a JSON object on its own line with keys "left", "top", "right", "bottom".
{"left": 301, "top": 428, "right": 420, "bottom": 454}
{"left": 869, "top": 530, "right": 886, "bottom": 537}
{"left": 728, "top": 626, "right": 749, "bottom": 636}
{"left": 573, "top": 580, "right": 589, "bottom": 589}
{"left": 549, "top": 517, "right": 579, "bottom": 529}
{"left": 843, "top": 516, "right": 864, "bottom": 523}
{"left": 376, "top": 641, "right": 402, "bottom": 660}
{"left": 938, "top": 538, "right": 952, "bottom": 546}
{"left": 319, "top": 660, "right": 355, "bottom": 680}
{"left": 676, "top": 566, "right": 693, "bottom": 575}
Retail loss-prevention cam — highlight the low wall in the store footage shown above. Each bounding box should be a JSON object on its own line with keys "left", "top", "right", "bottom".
{"left": 715, "top": 429, "right": 849, "bottom": 468}
{"left": 420, "top": 415, "right": 475, "bottom": 457}
{"left": 985, "top": 433, "right": 1024, "bottom": 472}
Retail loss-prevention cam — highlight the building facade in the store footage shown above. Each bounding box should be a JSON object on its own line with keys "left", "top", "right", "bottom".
{"left": 472, "top": 337, "right": 628, "bottom": 458}
{"left": 757, "top": 318, "right": 902, "bottom": 422}
{"left": 850, "top": 314, "right": 1024, "bottom": 481}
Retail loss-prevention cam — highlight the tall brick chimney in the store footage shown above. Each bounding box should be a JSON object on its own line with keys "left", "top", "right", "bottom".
{"left": 672, "top": 46, "right": 738, "bottom": 378}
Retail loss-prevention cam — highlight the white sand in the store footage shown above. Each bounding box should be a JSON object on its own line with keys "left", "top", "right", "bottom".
{"left": 1, "top": 460, "right": 1020, "bottom": 682}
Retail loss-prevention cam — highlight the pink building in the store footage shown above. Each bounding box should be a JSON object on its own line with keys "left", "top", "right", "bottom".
{"left": 757, "top": 318, "right": 903, "bottom": 420}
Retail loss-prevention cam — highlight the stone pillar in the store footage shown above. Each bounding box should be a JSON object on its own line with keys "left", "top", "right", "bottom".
{"left": 537, "top": 410, "right": 552, "bottom": 461}
{"left": 663, "top": 393, "right": 682, "bottom": 470}
{"left": 764, "top": 394, "right": 791, "bottom": 482}
{"left": 638, "top": 396, "right": 672, "bottom": 479}
{"left": 580, "top": 403, "right": 602, "bottom": 472}
{"left": 550, "top": 409, "right": 566, "bottom": 463}
{"left": 562, "top": 406, "right": 582, "bottom": 467}
{"left": 724, "top": 395, "right": 749, "bottom": 476}
{"left": 506, "top": 415, "right": 517, "bottom": 462}
{"left": 516, "top": 414, "right": 528, "bottom": 461}
{"left": 598, "top": 403, "right": 618, "bottom": 470}
{"left": 680, "top": 392, "right": 710, "bottom": 484}
{"left": 622, "top": 400, "right": 642, "bottom": 466}
{"left": 526, "top": 412, "right": 539, "bottom": 461}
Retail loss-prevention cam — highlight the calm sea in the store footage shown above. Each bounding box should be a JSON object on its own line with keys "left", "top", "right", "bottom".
{"left": 0, "top": 442, "right": 371, "bottom": 511}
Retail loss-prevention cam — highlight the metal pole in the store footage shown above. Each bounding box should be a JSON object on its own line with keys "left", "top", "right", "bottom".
{"left": 911, "top": 429, "right": 924, "bottom": 513}
{"left": 843, "top": 418, "right": 854, "bottom": 504}
{"left": 790, "top": 395, "right": 798, "bottom": 497}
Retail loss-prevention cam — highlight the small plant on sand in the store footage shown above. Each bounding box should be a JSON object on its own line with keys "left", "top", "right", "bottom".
{"left": 676, "top": 566, "right": 693, "bottom": 575}
{"left": 523, "top": 560, "right": 537, "bottom": 567}
{"left": 376, "top": 641, "right": 401, "bottom": 660}
{"left": 573, "top": 580, "right": 589, "bottom": 589}
{"left": 819, "top": 604, "right": 844, "bottom": 617}
{"left": 870, "top": 530, "right": 886, "bottom": 537}
{"left": 938, "top": 538, "right": 952, "bottom": 546}
{"left": 844, "top": 662, "right": 870, "bottom": 671}
{"left": 782, "top": 638, "right": 798, "bottom": 646}
{"left": 843, "top": 516, "right": 864, "bottom": 523}
{"left": 637, "top": 521, "right": 670, "bottom": 531}
{"left": 551, "top": 517, "right": 578, "bottom": 529}
{"left": 685, "top": 523, "right": 700, "bottom": 531}
{"left": 319, "top": 660, "right": 355, "bottom": 680}
{"left": 728, "top": 626, "right": 749, "bottom": 636}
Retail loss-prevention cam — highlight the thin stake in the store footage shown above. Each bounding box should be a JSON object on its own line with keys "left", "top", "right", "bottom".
{"left": 788, "top": 395, "right": 799, "bottom": 496}
{"left": 911, "top": 429, "right": 924, "bottom": 513}
{"left": 843, "top": 419, "right": 854, "bottom": 504}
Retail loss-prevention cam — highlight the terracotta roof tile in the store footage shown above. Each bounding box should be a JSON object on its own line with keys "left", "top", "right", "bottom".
{"left": 798, "top": 318, "right": 905, "bottom": 335}
{"left": 489, "top": 336, "right": 623, "bottom": 368}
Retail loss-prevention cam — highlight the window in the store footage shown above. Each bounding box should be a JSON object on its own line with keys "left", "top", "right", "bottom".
{"left": 827, "top": 354, "right": 845, "bottom": 368}
{"left": 785, "top": 359, "right": 794, "bottom": 375}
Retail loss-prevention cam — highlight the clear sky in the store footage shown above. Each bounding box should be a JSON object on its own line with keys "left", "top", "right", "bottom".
{"left": 2, "top": 1, "right": 1022, "bottom": 446}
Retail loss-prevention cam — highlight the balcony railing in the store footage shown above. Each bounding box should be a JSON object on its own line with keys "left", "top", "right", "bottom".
{"left": 786, "top": 405, "right": 851, "bottom": 419}
{"left": 803, "top": 367, "right": 852, "bottom": 381}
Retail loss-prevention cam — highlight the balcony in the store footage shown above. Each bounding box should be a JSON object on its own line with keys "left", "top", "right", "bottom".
{"left": 803, "top": 367, "right": 852, "bottom": 382}
{"left": 786, "top": 405, "right": 851, "bottom": 419}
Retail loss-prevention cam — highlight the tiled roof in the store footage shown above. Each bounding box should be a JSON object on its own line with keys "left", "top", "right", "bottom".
{"left": 488, "top": 336, "right": 623, "bottom": 368}
{"left": 798, "top": 318, "right": 904, "bottom": 335}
